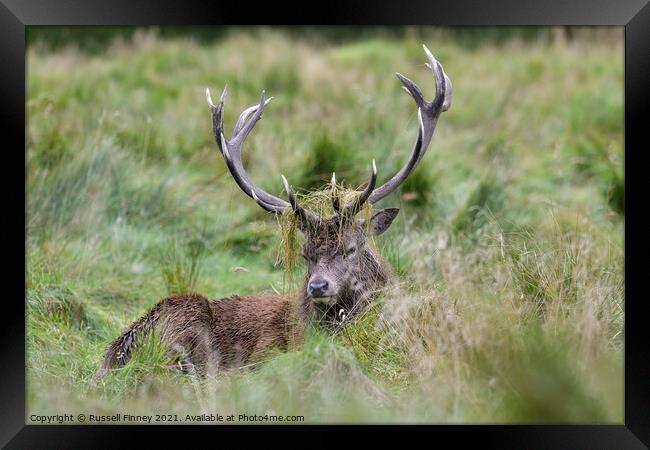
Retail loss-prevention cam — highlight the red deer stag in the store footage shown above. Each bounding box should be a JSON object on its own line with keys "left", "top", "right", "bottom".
{"left": 94, "top": 45, "right": 452, "bottom": 381}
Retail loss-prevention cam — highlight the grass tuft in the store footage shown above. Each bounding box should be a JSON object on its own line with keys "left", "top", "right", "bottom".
{"left": 451, "top": 174, "right": 506, "bottom": 235}
{"left": 160, "top": 238, "right": 206, "bottom": 295}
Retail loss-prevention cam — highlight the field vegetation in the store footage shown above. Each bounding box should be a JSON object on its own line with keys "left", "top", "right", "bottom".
{"left": 27, "top": 27, "right": 623, "bottom": 423}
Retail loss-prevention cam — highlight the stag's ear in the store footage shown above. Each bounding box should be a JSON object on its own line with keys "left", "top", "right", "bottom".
{"left": 366, "top": 208, "right": 399, "bottom": 236}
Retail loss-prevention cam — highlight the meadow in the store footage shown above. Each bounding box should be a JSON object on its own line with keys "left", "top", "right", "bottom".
{"left": 26, "top": 27, "right": 624, "bottom": 423}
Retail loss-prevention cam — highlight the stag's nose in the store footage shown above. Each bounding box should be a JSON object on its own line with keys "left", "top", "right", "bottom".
{"left": 308, "top": 279, "right": 329, "bottom": 297}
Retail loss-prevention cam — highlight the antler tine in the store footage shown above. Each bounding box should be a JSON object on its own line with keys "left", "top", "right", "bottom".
{"left": 207, "top": 86, "right": 228, "bottom": 156}
{"left": 344, "top": 160, "right": 377, "bottom": 218}
{"left": 233, "top": 95, "right": 274, "bottom": 137}
{"left": 229, "top": 91, "right": 269, "bottom": 149}
{"left": 250, "top": 189, "right": 278, "bottom": 213}
{"left": 422, "top": 44, "right": 452, "bottom": 112}
{"left": 282, "top": 175, "right": 319, "bottom": 224}
{"left": 208, "top": 86, "right": 314, "bottom": 217}
{"left": 368, "top": 44, "right": 452, "bottom": 205}
{"left": 331, "top": 172, "right": 341, "bottom": 214}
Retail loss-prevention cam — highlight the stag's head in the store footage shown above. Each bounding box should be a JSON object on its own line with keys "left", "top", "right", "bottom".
{"left": 206, "top": 45, "right": 452, "bottom": 320}
{"left": 292, "top": 176, "right": 401, "bottom": 306}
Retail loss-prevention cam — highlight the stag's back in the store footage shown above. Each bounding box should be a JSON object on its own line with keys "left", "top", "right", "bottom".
{"left": 208, "top": 294, "right": 304, "bottom": 367}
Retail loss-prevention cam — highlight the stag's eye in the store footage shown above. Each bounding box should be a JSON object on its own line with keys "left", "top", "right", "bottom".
{"left": 344, "top": 246, "right": 357, "bottom": 256}
{"left": 302, "top": 251, "right": 318, "bottom": 264}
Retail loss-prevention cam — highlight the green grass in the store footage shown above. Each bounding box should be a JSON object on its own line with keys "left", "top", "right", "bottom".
{"left": 26, "top": 27, "right": 623, "bottom": 423}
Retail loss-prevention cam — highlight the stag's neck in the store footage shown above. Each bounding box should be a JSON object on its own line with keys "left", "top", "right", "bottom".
{"left": 299, "top": 247, "right": 393, "bottom": 325}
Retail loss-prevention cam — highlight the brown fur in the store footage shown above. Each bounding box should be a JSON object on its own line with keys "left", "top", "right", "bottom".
{"left": 94, "top": 293, "right": 303, "bottom": 380}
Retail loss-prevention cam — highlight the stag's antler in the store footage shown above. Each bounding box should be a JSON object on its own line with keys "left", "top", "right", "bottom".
{"left": 207, "top": 44, "right": 451, "bottom": 225}
{"left": 366, "top": 44, "right": 452, "bottom": 205}
{"left": 206, "top": 86, "right": 319, "bottom": 223}
{"left": 330, "top": 44, "right": 449, "bottom": 220}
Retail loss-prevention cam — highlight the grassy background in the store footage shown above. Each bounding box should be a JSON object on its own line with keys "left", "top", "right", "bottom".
{"left": 26, "top": 26, "right": 624, "bottom": 423}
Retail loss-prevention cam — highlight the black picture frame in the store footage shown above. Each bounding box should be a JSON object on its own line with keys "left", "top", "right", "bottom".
{"left": 3, "top": 0, "right": 648, "bottom": 447}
